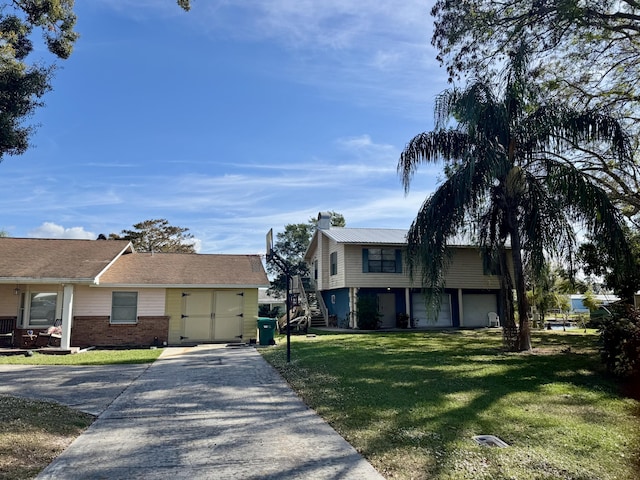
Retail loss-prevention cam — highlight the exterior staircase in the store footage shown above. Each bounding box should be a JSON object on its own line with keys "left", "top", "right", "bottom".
{"left": 295, "top": 276, "right": 327, "bottom": 327}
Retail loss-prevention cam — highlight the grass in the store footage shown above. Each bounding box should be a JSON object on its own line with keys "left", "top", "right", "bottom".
{"left": 0, "top": 348, "right": 163, "bottom": 365}
{"left": 260, "top": 329, "right": 640, "bottom": 480}
{"left": 0, "top": 396, "right": 94, "bottom": 480}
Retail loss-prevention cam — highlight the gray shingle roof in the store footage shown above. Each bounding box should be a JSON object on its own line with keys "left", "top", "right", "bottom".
{"left": 0, "top": 238, "right": 131, "bottom": 281}
{"left": 0, "top": 238, "right": 269, "bottom": 288}
{"left": 98, "top": 252, "right": 269, "bottom": 287}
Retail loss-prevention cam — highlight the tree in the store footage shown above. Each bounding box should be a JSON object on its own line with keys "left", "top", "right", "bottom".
{"left": 0, "top": 1, "right": 191, "bottom": 162}
{"left": 114, "top": 219, "right": 196, "bottom": 253}
{"left": 431, "top": 1, "right": 640, "bottom": 223}
{"left": 579, "top": 228, "right": 640, "bottom": 303}
{"left": 398, "top": 47, "right": 631, "bottom": 351}
{"left": 582, "top": 288, "right": 602, "bottom": 314}
{"left": 0, "top": 1, "right": 78, "bottom": 160}
{"left": 176, "top": 1, "right": 192, "bottom": 11}
{"left": 268, "top": 212, "right": 346, "bottom": 295}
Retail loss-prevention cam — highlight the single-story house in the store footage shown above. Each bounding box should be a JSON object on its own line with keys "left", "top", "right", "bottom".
{"left": 304, "top": 212, "right": 508, "bottom": 329}
{"left": 258, "top": 288, "right": 286, "bottom": 316}
{"left": 0, "top": 238, "right": 269, "bottom": 349}
{"left": 569, "top": 294, "right": 620, "bottom": 313}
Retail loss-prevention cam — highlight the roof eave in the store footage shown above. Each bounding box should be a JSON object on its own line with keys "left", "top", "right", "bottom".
{"left": 0, "top": 277, "right": 97, "bottom": 284}
{"left": 94, "top": 242, "right": 135, "bottom": 284}
{"left": 93, "top": 283, "right": 270, "bottom": 289}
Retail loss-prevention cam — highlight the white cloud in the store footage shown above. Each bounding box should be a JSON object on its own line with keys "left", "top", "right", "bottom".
{"left": 28, "top": 222, "right": 96, "bottom": 240}
{"left": 93, "top": 0, "right": 444, "bottom": 116}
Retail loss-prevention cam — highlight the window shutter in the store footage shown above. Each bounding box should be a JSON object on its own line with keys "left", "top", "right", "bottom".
{"left": 362, "top": 248, "right": 369, "bottom": 273}
{"left": 395, "top": 249, "right": 402, "bottom": 273}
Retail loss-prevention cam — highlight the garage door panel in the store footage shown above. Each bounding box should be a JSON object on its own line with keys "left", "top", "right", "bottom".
{"left": 412, "top": 293, "right": 452, "bottom": 327}
{"left": 462, "top": 294, "right": 497, "bottom": 327}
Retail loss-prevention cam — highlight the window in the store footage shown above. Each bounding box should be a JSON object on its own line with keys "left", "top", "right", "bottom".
{"left": 111, "top": 292, "right": 138, "bottom": 324}
{"left": 29, "top": 292, "right": 57, "bottom": 326}
{"left": 330, "top": 252, "right": 338, "bottom": 276}
{"left": 362, "top": 248, "right": 402, "bottom": 273}
{"left": 482, "top": 256, "right": 500, "bottom": 275}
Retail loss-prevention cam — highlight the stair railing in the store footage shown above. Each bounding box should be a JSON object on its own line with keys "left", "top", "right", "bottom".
{"left": 294, "top": 275, "right": 310, "bottom": 314}
{"left": 306, "top": 277, "right": 328, "bottom": 326}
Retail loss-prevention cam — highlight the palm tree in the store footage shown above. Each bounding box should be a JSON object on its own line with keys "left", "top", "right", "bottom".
{"left": 398, "top": 48, "right": 631, "bottom": 351}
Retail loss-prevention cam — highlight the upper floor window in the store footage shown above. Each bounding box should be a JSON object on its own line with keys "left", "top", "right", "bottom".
{"left": 111, "top": 291, "right": 138, "bottom": 324}
{"left": 330, "top": 252, "right": 338, "bottom": 276}
{"left": 362, "top": 248, "right": 402, "bottom": 273}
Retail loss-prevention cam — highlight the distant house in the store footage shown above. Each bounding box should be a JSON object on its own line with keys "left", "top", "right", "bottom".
{"left": 258, "top": 288, "right": 286, "bottom": 315}
{"left": 0, "top": 238, "right": 269, "bottom": 349}
{"left": 304, "top": 212, "right": 507, "bottom": 329}
{"left": 569, "top": 294, "right": 620, "bottom": 313}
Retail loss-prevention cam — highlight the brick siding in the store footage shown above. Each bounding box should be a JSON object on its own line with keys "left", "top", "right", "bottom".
{"left": 71, "top": 316, "right": 170, "bottom": 348}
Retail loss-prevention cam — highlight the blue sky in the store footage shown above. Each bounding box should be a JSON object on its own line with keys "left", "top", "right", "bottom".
{"left": 0, "top": 0, "right": 448, "bottom": 254}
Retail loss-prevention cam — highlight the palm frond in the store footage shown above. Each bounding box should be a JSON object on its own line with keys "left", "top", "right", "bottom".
{"left": 398, "top": 130, "right": 471, "bottom": 193}
{"left": 407, "top": 148, "right": 506, "bottom": 316}
{"left": 544, "top": 160, "right": 631, "bottom": 264}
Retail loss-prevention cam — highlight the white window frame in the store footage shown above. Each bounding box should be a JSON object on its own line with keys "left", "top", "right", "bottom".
{"left": 111, "top": 291, "right": 138, "bottom": 324}
{"left": 27, "top": 291, "right": 59, "bottom": 327}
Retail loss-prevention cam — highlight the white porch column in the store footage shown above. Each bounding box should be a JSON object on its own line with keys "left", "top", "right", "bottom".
{"left": 404, "top": 288, "right": 411, "bottom": 316}
{"left": 350, "top": 287, "right": 359, "bottom": 328}
{"left": 60, "top": 284, "right": 74, "bottom": 349}
{"left": 458, "top": 289, "right": 464, "bottom": 327}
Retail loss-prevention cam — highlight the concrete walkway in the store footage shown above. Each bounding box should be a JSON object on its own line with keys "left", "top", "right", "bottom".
{"left": 1, "top": 345, "right": 384, "bottom": 479}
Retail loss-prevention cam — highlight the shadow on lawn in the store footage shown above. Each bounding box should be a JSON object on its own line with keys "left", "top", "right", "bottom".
{"left": 268, "top": 330, "right": 636, "bottom": 479}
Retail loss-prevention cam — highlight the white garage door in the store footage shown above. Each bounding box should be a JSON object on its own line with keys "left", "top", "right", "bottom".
{"left": 462, "top": 294, "right": 497, "bottom": 327}
{"left": 412, "top": 293, "right": 452, "bottom": 327}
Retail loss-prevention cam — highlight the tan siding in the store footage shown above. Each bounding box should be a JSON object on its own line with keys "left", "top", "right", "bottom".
{"left": 320, "top": 234, "right": 331, "bottom": 289}
{"left": 344, "top": 245, "right": 414, "bottom": 288}
{"left": 0, "top": 285, "right": 20, "bottom": 317}
{"left": 241, "top": 288, "right": 259, "bottom": 342}
{"left": 341, "top": 246, "right": 501, "bottom": 290}
{"left": 328, "top": 241, "right": 346, "bottom": 289}
{"left": 443, "top": 249, "right": 500, "bottom": 289}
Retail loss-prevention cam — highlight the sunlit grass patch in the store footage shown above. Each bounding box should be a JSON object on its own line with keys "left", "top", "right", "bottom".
{"left": 0, "top": 348, "right": 163, "bottom": 365}
{"left": 261, "top": 330, "right": 640, "bottom": 480}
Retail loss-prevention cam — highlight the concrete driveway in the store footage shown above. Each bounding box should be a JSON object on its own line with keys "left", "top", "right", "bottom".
{"left": 1, "top": 345, "right": 384, "bottom": 479}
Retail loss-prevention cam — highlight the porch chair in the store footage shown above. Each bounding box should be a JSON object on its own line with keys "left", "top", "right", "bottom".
{"left": 35, "top": 318, "right": 62, "bottom": 347}
{"left": 487, "top": 312, "right": 500, "bottom": 328}
{"left": 0, "top": 317, "right": 16, "bottom": 347}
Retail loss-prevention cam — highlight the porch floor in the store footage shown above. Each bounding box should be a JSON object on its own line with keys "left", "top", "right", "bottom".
{"left": 0, "top": 346, "right": 80, "bottom": 356}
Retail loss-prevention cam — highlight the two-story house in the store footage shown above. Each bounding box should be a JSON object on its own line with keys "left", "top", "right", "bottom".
{"left": 305, "top": 212, "right": 506, "bottom": 329}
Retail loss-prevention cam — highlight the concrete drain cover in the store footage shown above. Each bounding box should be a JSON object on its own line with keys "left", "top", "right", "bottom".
{"left": 472, "top": 435, "right": 509, "bottom": 448}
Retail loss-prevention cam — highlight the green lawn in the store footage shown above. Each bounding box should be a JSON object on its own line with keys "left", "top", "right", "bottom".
{"left": 0, "top": 348, "right": 163, "bottom": 365}
{"left": 260, "top": 329, "right": 640, "bottom": 480}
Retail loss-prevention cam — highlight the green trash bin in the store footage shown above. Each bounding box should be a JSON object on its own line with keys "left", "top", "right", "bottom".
{"left": 257, "top": 317, "right": 277, "bottom": 346}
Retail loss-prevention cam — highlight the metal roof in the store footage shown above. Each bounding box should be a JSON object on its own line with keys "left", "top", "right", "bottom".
{"left": 320, "top": 227, "right": 482, "bottom": 247}
{"left": 322, "top": 228, "right": 408, "bottom": 245}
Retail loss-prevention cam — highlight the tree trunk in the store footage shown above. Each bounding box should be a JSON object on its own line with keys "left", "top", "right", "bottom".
{"left": 498, "top": 246, "right": 518, "bottom": 351}
{"left": 507, "top": 211, "right": 532, "bottom": 351}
